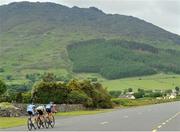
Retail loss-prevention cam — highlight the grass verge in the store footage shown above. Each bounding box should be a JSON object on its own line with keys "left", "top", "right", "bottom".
{"left": 0, "top": 109, "right": 112, "bottom": 129}
{"left": 56, "top": 109, "right": 112, "bottom": 116}
{"left": 0, "top": 117, "right": 26, "bottom": 129}
{"left": 112, "top": 96, "right": 180, "bottom": 107}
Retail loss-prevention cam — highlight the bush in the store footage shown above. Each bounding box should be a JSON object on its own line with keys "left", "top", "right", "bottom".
{"left": 128, "top": 88, "right": 133, "bottom": 92}
{"left": 133, "top": 92, "right": 144, "bottom": 99}
{"left": 6, "top": 75, "right": 13, "bottom": 80}
{"left": 149, "top": 92, "right": 163, "bottom": 98}
{"left": 0, "top": 68, "right": 4, "bottom": 72}
{"left": 26, "top": 73, "right": 41, "bottom": 82}
{"left": 109, "top": 90, "right": 122, "bottom": 98}
{"left": 42, "top": 73, "right": 57, "bottom": 82}
{"left": 32, "top": 79, "right": 113, "bottom": 108}
{"left": 7, "top": 83, "right": 31, "bottom": 92}
{"left": 175, "top": 86, "right": 180, "bottom": 92}
{"left": 22, "top": 92, "right": 32, "bottom": 103}
{"left": 0, "top": 80, "right": 7, "bottom": 96}
{"left": 32, "top": 81, "right": 70, "bottom": 104}
{"left": 79, "top": 81, "right": 113, "bottom": 108}
{"left": 15, "top": 92, "right": 23, "bottom": 103}
{"left": 0, "top": 90, "right": 16, "bottom": 102}
{"left": 67, "top": 90, "right": 93, "bottom": 106}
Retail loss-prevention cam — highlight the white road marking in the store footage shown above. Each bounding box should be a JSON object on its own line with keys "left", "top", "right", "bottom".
{"left": 100, "top": 121, "right": 108, "bottom": 125}
{"left": 152, "top": 111, "right": 180, "bottom": 132}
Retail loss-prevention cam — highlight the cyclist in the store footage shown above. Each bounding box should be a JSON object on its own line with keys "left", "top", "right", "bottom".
{"left": 27, "top": 103, "right": 37, "bottom": 128}
{"left": 46, "top": 102, "right": 57, "bottom": 121}
{"left": 46, "top": 102, "right": 57, "bottom": 113}
{"left": 36, "top": 105, "right": 46, "bottom": 123}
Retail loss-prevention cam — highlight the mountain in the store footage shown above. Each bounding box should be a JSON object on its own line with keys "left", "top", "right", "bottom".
{"left": 0, "top": 2, "right": 180, "bottom": 80}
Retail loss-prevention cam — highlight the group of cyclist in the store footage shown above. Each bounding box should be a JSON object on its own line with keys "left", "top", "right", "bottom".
{"left": 26, "top": 101, "right": 57, "bottom": 130}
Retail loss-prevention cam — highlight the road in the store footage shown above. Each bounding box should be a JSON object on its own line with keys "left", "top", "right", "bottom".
{"left": 3, "top": 101, "right": 180, "bottom": 131}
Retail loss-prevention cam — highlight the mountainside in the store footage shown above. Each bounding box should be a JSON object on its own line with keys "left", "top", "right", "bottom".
{"left": 0, "top": 2, "right": 180, "bottom": 80}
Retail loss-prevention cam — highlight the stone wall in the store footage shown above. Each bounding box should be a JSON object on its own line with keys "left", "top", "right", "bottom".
{"left": 0, "top": 103, "right": 86, "bottom": 117}
{"left": 57, "top": 104, "right": 86, "bottom": 112}
{"left": 13, "top": 103, "right": 86, "bottom": 112}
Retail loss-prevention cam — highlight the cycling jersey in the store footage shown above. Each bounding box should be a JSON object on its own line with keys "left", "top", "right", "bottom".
{"left": 36, "top": 105, "right": 45, "bottom": 111}
{"left": 46, "top": 104, "right": 53, "bottom": 109}
{"left": 27, "top": 104, "right": 35, "bottom": 115}
{"left": 36, "top": 105, "right": 46, "bottom": 115}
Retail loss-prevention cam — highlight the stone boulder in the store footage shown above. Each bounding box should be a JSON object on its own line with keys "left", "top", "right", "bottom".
{"left": 0, "top": 102, "right": 25, "bottom": 117}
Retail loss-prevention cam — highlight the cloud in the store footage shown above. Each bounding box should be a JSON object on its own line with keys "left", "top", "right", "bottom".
{"left": 0, "top": 0, "right": 180, "bottom": 35}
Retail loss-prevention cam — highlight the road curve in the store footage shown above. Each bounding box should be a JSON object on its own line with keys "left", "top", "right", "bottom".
{"left": 3, "top": 101, "right": 180, "bottom": 131}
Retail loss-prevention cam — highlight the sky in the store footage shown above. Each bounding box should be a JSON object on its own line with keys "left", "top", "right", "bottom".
{"left": 0, "top": 0, "right": 180, "bottom": 35}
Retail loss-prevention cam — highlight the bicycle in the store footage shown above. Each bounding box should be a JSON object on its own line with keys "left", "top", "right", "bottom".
{"left": 36, "top": 114, "right": 49, "bottom": 129}
{"left": 27, "top": 115, "right": 37, "bottom": 131}
{"left": 46, "top": 112, "right": 55, "bottom": 128}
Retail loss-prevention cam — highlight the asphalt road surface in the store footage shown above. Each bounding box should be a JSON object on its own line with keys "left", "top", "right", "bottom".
{"left": 3, "top": 101, "right": 180, "bottom": 131}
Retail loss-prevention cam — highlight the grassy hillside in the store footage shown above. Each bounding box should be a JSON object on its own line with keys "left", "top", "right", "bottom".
{"left": 0, "top": 2, "right": 180, "bottom": 85}
{"left": 67, "top": 39, "right": 180, "bottom": 79}
{"left": 102, "top": 74, "right": 180, "bottom": 91}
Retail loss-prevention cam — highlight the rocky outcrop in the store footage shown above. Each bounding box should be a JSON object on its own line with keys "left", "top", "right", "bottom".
{"left": 0, "top": 102, "right": 26, "bottom": 117}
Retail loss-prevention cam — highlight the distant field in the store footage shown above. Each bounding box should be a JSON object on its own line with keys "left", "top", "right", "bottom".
{"left": 102, "top": 73, "right": 180, "bottom": 91}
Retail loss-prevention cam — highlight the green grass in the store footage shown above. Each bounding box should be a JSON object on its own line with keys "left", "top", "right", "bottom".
{"left": 112, "top": 97, "right": 180, "bottom": 107}
{"left": 0, "top": 109, "right": 111, "bottom": 129}
{"left": 0, "top": 117, "right": 26, "bottom": 129}
{"left": 56, "top": 109, "right": 111, "bottom": 116}
{"left": 102, "top": 73, "right": 180, "bottom": 91}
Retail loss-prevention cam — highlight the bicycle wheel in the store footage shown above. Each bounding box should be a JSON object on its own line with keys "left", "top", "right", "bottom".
{"left": 44, "top": 118, "right": 49, "bottom": 129}
{"left": 50, "top": 115, "right": 55, "bottom": 128}
{"left": 27, "top": 118, "right": 32, "bottom": 131}
{"left": 36, "top": 117, "right": 41, "bottom": 129}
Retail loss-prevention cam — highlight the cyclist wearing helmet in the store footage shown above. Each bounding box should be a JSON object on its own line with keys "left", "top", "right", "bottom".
{"left": 46, "top": 101, "right": 57, "bottom": 113}
{"left": 27, "top": 103, "right": 37, "bottom": 126}
{"left": 36, "top": 105, "right": 46, "bottom": 123}
{"left": 27, "top": 103, "right": 36, "bottom": 116}
{"left": 36, "top": 105, "right": 46, "bottom": 116}
{"left": 45, "top": 102, "right": 53, "bottom": 113}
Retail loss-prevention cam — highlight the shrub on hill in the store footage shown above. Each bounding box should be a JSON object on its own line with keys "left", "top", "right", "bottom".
{"left": 0, "top": 68, "right": 4, "bottom": 72}
{"left": 32, "top": 81, "right": 69, "bottom": 104}
{"left": 31, "top": 79, "right": 113, "bottom": 108}
{"left": 109, "top": 90, "right": 122, "bottom": 98}
{"left": 0, "top": 80, "right": 7, "bottom": 96}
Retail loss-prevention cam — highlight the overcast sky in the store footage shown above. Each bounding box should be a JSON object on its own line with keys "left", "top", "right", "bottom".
{"left": 0, "top": 0, "right": 180, "bottom": 35}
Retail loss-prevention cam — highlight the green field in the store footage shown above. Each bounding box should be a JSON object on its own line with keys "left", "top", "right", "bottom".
{"left": 0, "top": 117, "right": 26, "bottom": 129}
{"left": 102, "top": 73, "right": 180, "bottom": 91}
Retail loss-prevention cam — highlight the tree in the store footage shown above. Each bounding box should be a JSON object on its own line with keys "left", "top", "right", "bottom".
{"left": 128, "top": 88, "right": 133, "bottom": 92}
{"left": 6, "top": 75, "right": 13, "bottom": 80}
{"left": 134, "top": 88, "right": 145, "bottom": 98}
{"left": 175, "top": 86, "right": 180, "bottom": 92}
{"left": 165, "top": 89, "right": 172, "bottom": 94}
{"left": 133, "top": 92, "right": 144, "bottom": 99}
{"left": 32, "top": 81, "right": 70, "bottom": 104}
{"left": 67, "top": 90, "right": 92, "bottom": 106}
{"left": 0, "top": 68, "right": 4, "bottom": 72}
{"left": 42, "top": 73, "right": 56, "bottom": 82}
{"left": 15, "top": 92, "right": 23, "bottom": 103}
{"left": 109, "top": 91, "right": 122, "bottom": 98}
{"left": 0, "top": 80, "right": 7, "bottom": 96}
